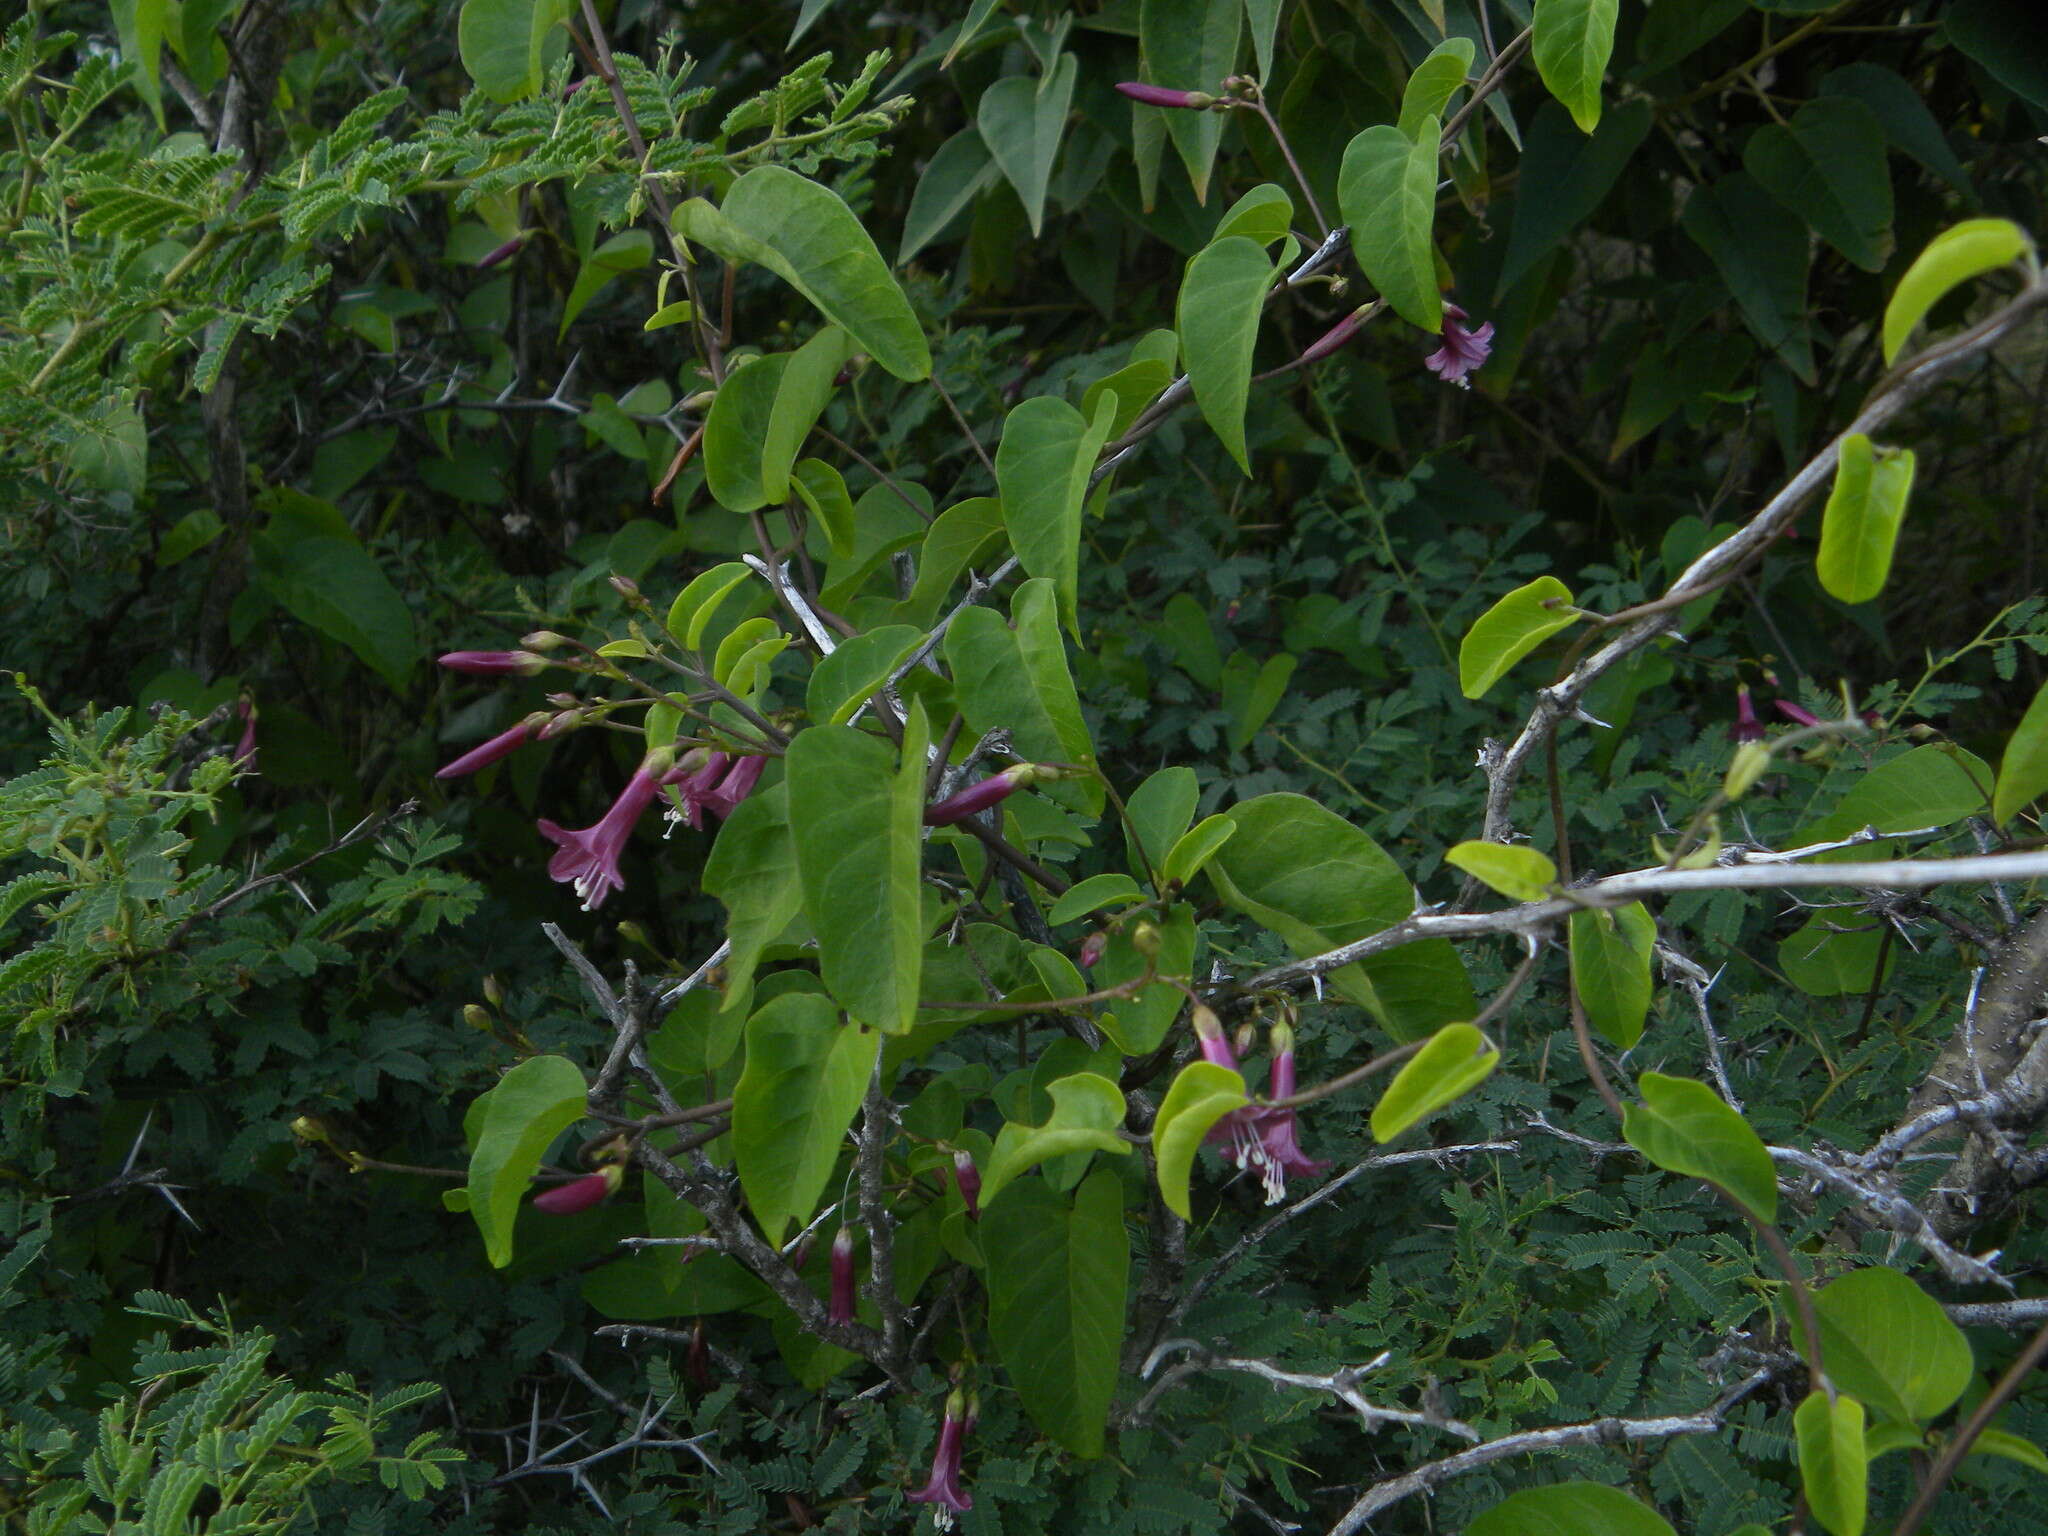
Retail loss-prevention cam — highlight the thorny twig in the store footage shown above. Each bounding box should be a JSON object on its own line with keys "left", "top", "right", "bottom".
{"left": 1129, "top": 1341, "right": 1478, "bottom": 1442}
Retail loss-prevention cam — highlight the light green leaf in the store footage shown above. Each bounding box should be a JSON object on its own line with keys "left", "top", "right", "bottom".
{"left": 1803, "top": 744, "right": 1994, "bottom": 846}
{"left": 1570, "top": 902, "right": 1657, "bottom": 1049}
{"left": 1213, "top": 183, "right": 1295, "bottom": 246}
{"left": 899, "top": 126, "right": 1001, "bottom": 263}
{"left": 1221, "top": 650, "right": 1297, "bottom": 752}
{"left": 1817, "top": 434, "right": 1917, "bottom": 604}
{"left": 731, "top": 992, "right": 880, "bottom": 1244}
{"left": 791, "top": 459, "right": 858, "bottom": 562}
{"left": 1246, "top": 0, "right": 1282, "bottom": 79}
{"left": 665, "top": 561, "right": 756, "bottom": 651}
{"left": 1163, "top": 815, "right": 1237, "bottom": 889}
{"left": 1884, "top": 218, "right": 2033, "bottom": 365}
{"left": 1151, "top": 1060, "right": 1250, "bottom": 1219}
{"left": 1125, "top": 766, "right": 1199, "bottom": 878}
{"left": 1458, "top": 574, "right": 1580, "bottom": 699}
{"left": 1994, "top": 680, "right": 2048, "bottom": 826}
{"left": 559, "top": 228, "right": 653, "bottom": 338}
{"left": 1968, "top": 1429, "right": 2048, "bottom": 1475}
{"left": 644, "top": 298, "right": 696, "bottom": 331}
{"left": 1338, "top": 120, "right": 1443, "bottom": 331}
{"left": 110, "top": 0, "right": 169, "bottom": 126}
{"left": 1745, "top": 98, "right": 1894, "bottom": 273}
{"left": 1444, "top": 841, "right": 1557, "bottom": 902}
{"left": 1532, "top": 0, "right": 1619, "bottom": 133}
{"left": 1796, "top": 1390, "right": 1868, "bottom": 1536}
{"left": 1048, "top": 873, "right": 1145, "bottom": 927}
{"left": 893, "top": 496, "right": 1007, "bottom": 628}
{"left": 1082, "top": 358, "right": 1173, "bottom": 441}
{"left": 1465, "top": 1481, "right": 1677, "bottom": 1536}
{"left": 703, "top": 356, "right": 789, "bottom": 513}
{"left": 761, "top": 326, "right": 852, "bottom": 505}
{"left": 1371, "top": 1023, "right": 1499, "bottom": 1141}
{"left": 1091, "top": 904, "right": 1196, "bottom": 1055}
{"left": 703, "top": 786, "right": 803, "bottom": 1018}
{"left": 978, "top": 54, "right": 1077, "bottom": 238}
{"left": 942, "top": 0, "right": 1009, "bottom": 68}
{"left": 1400, "top": 37, "right": 1475, "bottom": 140}
{"left": 945, "top": 579, "right": 1100, "bottom": 814}
{"left": 983, "top": 1169, "right": 1129, "bottom": 1456}
{"left": 465, "top": 1055, "right": 588, "bottom": 1269}
{"left": 1799, "top": 1267, "right": 1973, "bottom": 1427}
{"left": 806, "top": 625, "right": 925, "bottom": 727}
{"left": 158, "top": 508, "right": 224, "bottom": 567}
{"left": 675, "top": 167, "right": 931, "bottom": 381}
{"left": 1206, "top": 794, "right": 1475, "bottom": 1036}
{"left": 1623, "top": 1072, "right": 1778, "bottom": 1223}
{"left": 713, "top": 616, "right": 786, "bottom": 697}
{"left": 1176, "top": 236, "right": 1274, "bottom": 474}
{"left": 1140, "top": 0, "right": 1240, "bottom": 201}
{"left": 784, "top": 721, "right": 926, "bottom": 1033}
{"left": 995, "top": 395, "right": 1115, "bottom": 636}
{"left": 458, "top": 0, "right": 570, "bottom": 102}
{"left": 980, "top": 1073, "right": 1132, "bottom": 1210}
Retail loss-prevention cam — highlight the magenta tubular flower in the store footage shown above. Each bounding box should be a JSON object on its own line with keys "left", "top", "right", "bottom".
{"left": 952, "top": 1150, "right": 981, "bottom": 1220}
{"left": 1423, "top": 303, "right": 1495, "bottom": 388}
{"left": 1251, "top": 1025, "right": 1327, "bottom": 1198}
{"left": 829, "top": 1226, "right": 857, "bottom": 1323}
{"left": 233, "top": 697, "right": 259, "bottom": 770}
{"left": 907, "top": 1390, "right": 975, "bottom": 1525}
{"left": 437, "top": 714, "right": 547, "bottom": 779}
{"left": 533, "top": 1164, "right": 622, "bottom": 1215}
{"left": 537, "top": 752, "right": 672, "bottom": 910}
{"left": 1730, "top": 685, "right": 1764, "bottom": 744}
{"left": 439, "top": 649, "right": 550, "bottom": 677}
{"left": 700, "top": 754, "right": 767, "bottom": 822}
{"left": 924, "top": 763, "right": 1038, "bottom": 826}
{"left": 1191, "top": 1005, "right": 1238, "bottom": 1072}
{"left": 661, "top": 750, "right": 731, "bottom": 834}
{"left": 1297, "top": 307, "right": 1370, "bottom": 367}
{"left": 1774, "top": 699, "right": 1822, "bottom": 727}
{"left": 1116, "top": 80, "right": 1215, "bottom": 109}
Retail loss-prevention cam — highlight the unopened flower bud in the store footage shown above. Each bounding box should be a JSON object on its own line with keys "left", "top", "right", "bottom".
{"left": 609, "top": 574, "right": 648, "bottom": 607}
{"left": 1191, "top": 1004, "right": 1239, "bottom": 1071}
{"left": 483, "top": 974, "right": 504, "bottom": 1007}
{"left": 463, "top": 1003, "right": 493, "bottom": 1032}
{"left": 1773, "top": 699, "right": 1822, "bottom": 728}
{"left": 924, "top": 763, "right": 1039, "bottom": 826}
{"left": 1078, "top": 930, "right": 1108, "bottom": 969}
{"left": 1130, "top": 920, "right": 1162, "bottom": 960}
{"left": 953, "top": 1150, "right": 981, "bottom": 1219}
{"left": 539, "top": 708, "right": 586, "bottom": 739}
{"left": 1297, "top": 307, "right": 1370, "bottom": 367}
{"left": 829, "top": 1227, "right": 857, "bottom": 1322}
{"left": 439, "top": 650, "right": 549, "bottom": 677}
{"left": 1723, "top": 741, "right": 1772, "bottom": 801}
{"left": 1116, "top": 80, "right": 1217, "bottom": 109}
{"left": 521, "top": 630, "right": 571, "bottom": 652}
{"left": 290, "top": 1115, "right": 333, "bottom": 1147}
{"left": 1233, "top": 1022, "right": 1258, "bottom": 1059}
{"left": 532, "top": 1163, "right": 623, "bottom": 1215}
{"left": 476, "top": 232, "right": 528, "bottom": 269}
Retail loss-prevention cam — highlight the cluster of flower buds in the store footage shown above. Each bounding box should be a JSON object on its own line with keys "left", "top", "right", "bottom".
{"left": 1193, "top": 1007, "right": 1328, "bottom": 1205}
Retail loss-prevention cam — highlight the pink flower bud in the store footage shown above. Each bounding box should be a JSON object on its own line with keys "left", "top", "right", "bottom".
{"left": 1773, "top": 699, "right": 1822, "bottom": 728}
{"left": 1116, "top": 81, "right": 1215, "bottom": 109}
{"left": 439, "top": 650, "right": 550, "bottom": 677}
{"left": 1191, "top": 1004, "right": 1237, "bottom": 1071}
{"left": 953, "top": 1150, "right": 981, "bottom": 1220}
{"left": 1297, "top": 307, "right": 1370, "bottom": 367}
{"left": 476, "top": 233, "right": 528, "bottom": 270}
{"left": 924, "top": 764, "right": 1037, "bottom": 826}
{"left": 829, "top": 1227, "right": 857, "bottom": 1322}
{"left": 233, "top": 696, "right": 259, "bottom": 770}
{"left": 1078, "top": 931, "right": 1108, "bottom": 969}
{"left": 436, "top": 714, "right": 549, "bottom": 778}
{"left": 532, "top": 1163, "right": 622, "bottom": 1215}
